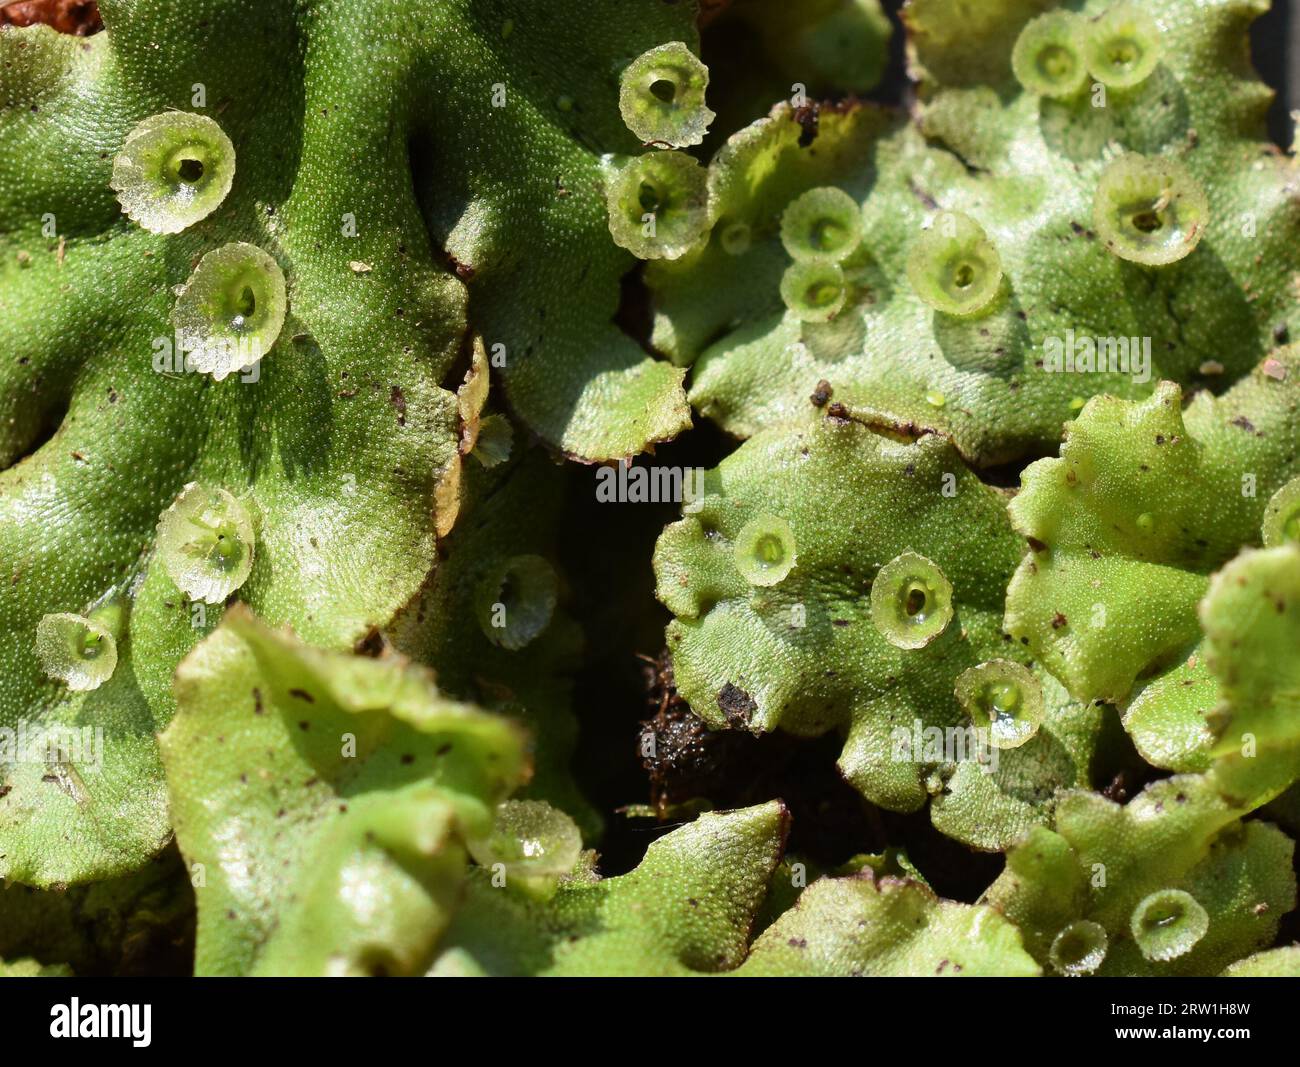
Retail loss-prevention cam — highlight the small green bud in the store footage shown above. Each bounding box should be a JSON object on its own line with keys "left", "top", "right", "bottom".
{"left": 1262, "top": 475, "right": 1300, "bottom": 547}
{"left": 469, "top": 799, "right": 583, "bottom": 880}
{"left": 1049, "top": 920, "right": 1109, "bottom": 976}
{"left": 780, "top": 186, "right": 864, "bottom": 264}
{"left": 1130, "top": 888, "right": 1209, "bottom": 962}
{"left": 1093, "top": 154, "right": 1208, "bottom": 267}
{"left": 780, "top": 261, "right": 848, "bottom": 323}
{"left": 172, "top": 242, "right": 288, "bottom": 380}
{"left": 474, "top": 554, "right": 558, "bottom": 650}
{"left": 156, "top": 483, "right": 256, "bottom": 604}
{"left": 618, "top": 42, "right": 715, "bottom": 148}
{"left": 906, "top": 212, "right": 1003, "bottom": 317}
{"left": 111, "top": 111, "right": 236, "bottom": 234}
{"left": 954, "top": 659, "right": 1045, "bottom": 749}
{"left": 35, "top": 611, "right": 119, "bottom": 691}
{"left": 734, "top": 513, "right": 797, "bottom": 587}
{"left": 1012, "top": 11, "right": 1090, "bottom": 98}
{"left": 606, "top": 152, "right": 711, "bottom": 260}
{"left": 1085, "top": 4, "right": 1163, "bottom": 90}
{"left": 870, "top": 551, "right": 954, "bottom": 650}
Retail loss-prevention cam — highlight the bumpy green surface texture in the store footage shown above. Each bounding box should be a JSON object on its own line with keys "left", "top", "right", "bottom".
{"left": 432, "top": 800, "right": 1039, "bottom": 976}
{"left": 3, "top": 0, "right": 1300, "bottom": 980}
{"left": 1125, "top": 544, "right": 1300, "bottom": 808}
{"left": 738, "top": 869, "right": 1040, "bottom": 976}
{"left": 389, "top": 447, "right": 598, "bottom": 838}
{"left": 1007, "top": 356, "right": 1300, "bottom": 705}
{"left": 161, "top": 607, "right": 527, "bottom": 976}
{"left": 1, "top": 0, "right": 470, "bottom": 886}
{"left": 1222, "top": 945, "right": 1300, "bottom": 976}
{"left": 433, "top": 801, "right": 789, "bottom": 976}
{"left": 986, "top": 775, "right": 1295, "bottom": 976}
{"left": 0, "top": 0, "right": 704, "bottom": 888}
{"left": 654, "top": 409, "right": 1107, "bottom": 849}
{"left": 648, "top": 0, "right": 1299, "bottom": 467}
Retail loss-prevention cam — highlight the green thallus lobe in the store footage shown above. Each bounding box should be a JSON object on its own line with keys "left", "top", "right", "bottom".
{"left": 5, "top": 0, "right": 1298, "bottom": 980}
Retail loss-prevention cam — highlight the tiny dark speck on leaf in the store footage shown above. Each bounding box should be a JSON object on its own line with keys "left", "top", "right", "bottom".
{"left": 289, "top": 688, "right": 314, "bottom": 703}
{"left": 794, "top": 103, "right": 819, "bottom": 147}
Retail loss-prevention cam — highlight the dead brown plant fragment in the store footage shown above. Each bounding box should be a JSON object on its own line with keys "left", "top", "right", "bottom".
{"left": 0, "top": 0, "right": 102, "bottom": 35}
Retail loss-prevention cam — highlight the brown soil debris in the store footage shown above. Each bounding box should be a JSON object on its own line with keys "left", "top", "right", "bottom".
{"left": 0, "top": 0, "right": 103, "bottom": 35}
